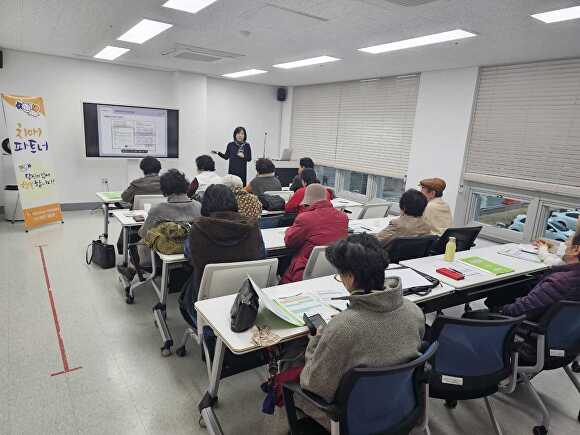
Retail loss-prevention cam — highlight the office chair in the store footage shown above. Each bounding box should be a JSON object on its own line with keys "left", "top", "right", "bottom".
{"left": 428, "top": 315, "right": 524, "bottom": 435}
{"left": 359, "top": 200, "right": 392, "bottom": 219}
{"left": 259, "top": 215, "right": 282, "bottom": 229}
{"left": 387, "top": 235, "right": 439, "bottom": 264}
{"left": 176, "top": 259, "right": 278, "bottom": 379}
{"left": 302, "top": 246, "right": 337, "bottom": 281}
{"left": 514, "top": 301, "right": 580, "bottom": 435}
{"left": 283, "top": 342, "right": 438, "bottom": 435}
{"left": 430, "top": 225, "right": 483, "bottom": 255}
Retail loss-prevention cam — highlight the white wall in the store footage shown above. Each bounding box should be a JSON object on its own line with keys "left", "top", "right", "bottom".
{"left": 0, "top": 49, "right": 282, "bottom": 206}
{"left": 405, "top": 67, "right": 479, "bottom": 219}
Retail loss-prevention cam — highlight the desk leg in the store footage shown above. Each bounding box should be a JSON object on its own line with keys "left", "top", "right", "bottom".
{"left": 102, "top": 203, "right": 109, "bottom": 240}
{"left": 122, "top": 226, "right": 129, "bottom": 267}
{"left": 153, "top": 259, "right": 173, "bottom": 356}
{"left": 199, "top": 338, "right": 225, "bottom": 435}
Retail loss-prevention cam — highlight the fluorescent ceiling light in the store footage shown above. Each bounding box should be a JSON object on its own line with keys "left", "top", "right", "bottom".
{"left": 531, "top": 6, "right": 580, "bottom": 23}
{"left": 118, "top": 19, "right": 173, "bottom": 44}
{"left": 94, "top": 46, "right": 130, "bottom": 61}
{"left": 273, "top": 56, "right": 340, "bottom": 69}
{"left": 163, "top": 0, "right": 219, "bottom": 14}
{"left": 222, "top": 69, "right": 268, "bottom": 78}
{"left": 359, "top": 29, "right": 476, "bottom": 54}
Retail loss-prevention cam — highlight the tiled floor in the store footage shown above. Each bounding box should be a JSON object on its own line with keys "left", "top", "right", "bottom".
{"left": 1, "top": 211, "right": 579, "bottom": 434}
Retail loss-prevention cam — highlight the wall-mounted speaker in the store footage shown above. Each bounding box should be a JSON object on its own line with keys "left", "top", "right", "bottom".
{"left": 277, "top": 87, "right": 287, "bottom": 102}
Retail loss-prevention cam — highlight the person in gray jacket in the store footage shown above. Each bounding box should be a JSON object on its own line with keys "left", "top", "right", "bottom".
{"left": 298, "top": 233, "right": 425, "bottom": 430}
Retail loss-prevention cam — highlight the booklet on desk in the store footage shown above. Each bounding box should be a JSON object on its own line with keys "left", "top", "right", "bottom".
{"left": 248, "top": 277, "right": 346, "bottom": 326}
{"left": 459, "top": 256, "right": 515, "bottom": 275}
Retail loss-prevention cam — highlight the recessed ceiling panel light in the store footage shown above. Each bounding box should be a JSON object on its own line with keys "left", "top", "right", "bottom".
{"left": 118, "top": 19, "right": 173, "bottom": 44}
{"left": 273, "top": 56, "right": 341, "bottom": 69}
{"left": 222, "top": 69, "right": 268, "bottom": 78}
{"left": 531, "top": 6, "right": 580, "bottom": 23}
{"left": 94, "top": 46, "right": 130, "bottom": 61}
{"left": 163, "top": 0, "right": 219, "bottom": 14}
{"left": 359, "top": 29, "right": 476, "bottom": 54}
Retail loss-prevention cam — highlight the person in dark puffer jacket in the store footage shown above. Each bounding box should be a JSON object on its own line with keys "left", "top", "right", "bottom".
{"left": 499, "top": 228, "right": 580, "bottom": 321}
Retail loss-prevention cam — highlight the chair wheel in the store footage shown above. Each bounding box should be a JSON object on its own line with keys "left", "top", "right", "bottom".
{"left": 572, "top": 361, "right": 580, "bottom": 373}
{"left": 176, "top": 346, "right": 187, "bottom": 357}
{"left": 533, "top": 426, "right": 547, "bottom": 435}
{"left": 445, "top": 400, "right": 458, "bottom": 409}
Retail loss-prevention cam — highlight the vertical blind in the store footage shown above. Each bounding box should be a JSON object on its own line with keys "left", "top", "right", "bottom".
{"left": 464, "top": 59, "right": 580, "bottom": 197}
{"left": 290, "top": 75, "right": 420, "bottom": 178}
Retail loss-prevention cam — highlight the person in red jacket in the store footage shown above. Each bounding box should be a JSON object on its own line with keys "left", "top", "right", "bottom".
{"left": 281, "top": 183, "right": 349, "bottom": 283}
{"left": 285, "top": 168, "right": 333, "bottom": 214}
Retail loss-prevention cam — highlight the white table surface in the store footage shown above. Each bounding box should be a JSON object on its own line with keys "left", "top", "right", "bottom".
{"left": 332, "top": 198, "right": 363, "bottom": 208}
{"left": 96, "top": 191, "right": 123, "bottom": 203}
{"left": 349, "top": 217, "right": 392, "bottom": 234}
{"left": 400, "top": 244, "right": 549, "bottom": 290}
{"left": 195, "top": 273, "right": 454, "bottom": 355}
{"left": 111, "top": 209, "right": 146, "bottom": 227}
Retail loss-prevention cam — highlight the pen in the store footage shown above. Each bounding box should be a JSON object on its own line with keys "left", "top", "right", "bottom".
{"left": 331, "top": 296, "right": 349, "bottom": 301}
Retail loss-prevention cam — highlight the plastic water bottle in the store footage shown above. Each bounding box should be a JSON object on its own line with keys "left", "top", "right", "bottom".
{"left": 444, "top": 237, "right": 457, "bottom": 262}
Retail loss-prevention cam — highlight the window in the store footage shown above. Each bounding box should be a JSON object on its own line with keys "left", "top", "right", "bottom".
{"left": 343, "top": 170, "right": 368, "bottom": 195}
{"left": 542, "top": 208, "right": 579, "bottom": 242}
{"left": 315, "top": 165, "right": 336, "bottom": 188}
{"left": 376, "top": 175, "right": 405, "bottom": 201}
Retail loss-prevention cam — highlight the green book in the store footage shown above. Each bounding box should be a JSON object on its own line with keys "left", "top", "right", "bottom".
{"left": 459, "top": 256, "right": 515, "bottom": 275}
{"left": 99, "top": 191, "right": 122, "bottom": 201}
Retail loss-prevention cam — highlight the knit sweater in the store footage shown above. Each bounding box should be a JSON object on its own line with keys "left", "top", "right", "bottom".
{"left": 300, "top": 279, "right": 425, "bottom": 403}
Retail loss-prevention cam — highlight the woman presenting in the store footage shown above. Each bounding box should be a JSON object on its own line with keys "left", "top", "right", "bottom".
{"left": 212, "top": 126, "right": 252, "bottom": 185}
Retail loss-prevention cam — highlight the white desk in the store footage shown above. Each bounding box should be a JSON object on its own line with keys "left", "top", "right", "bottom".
{"left": 96, "top": 191, "right": 123, "bottom": 240}
{"left": 111, "top": 209, "right": 146, "bottom": 266}
{"left": 195, "top": 274, "right": 454, "bottom": 434}
{"left": 400, "top": 244, "right": 549, "bottom": 290}
{"left": 332, "top": 198, "right": 363, "bottom": 209}
{"left": 349, "top": 217, "right": 391, "bottom": 235}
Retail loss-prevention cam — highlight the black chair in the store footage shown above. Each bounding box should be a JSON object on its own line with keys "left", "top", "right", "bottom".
{"left": 283, "top": 342, "right": 438, "bottom": 435}
{"left": 430, "top": 226, "right": 483, "bottom": 255}
{"left": 515, "top": 301, "right": 580, "bottom": 435}
{"left": 387, "top": 235, "right": 439, "bottom": 264}
{"left": 428, "top": 315, "right": 524, "bottom": 435}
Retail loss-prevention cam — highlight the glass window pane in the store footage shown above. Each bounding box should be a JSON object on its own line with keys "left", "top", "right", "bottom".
{"left": 472, "top": 193, "right": 531, "bottom": 235}
{"left": 314, "top": 165, "right": 336, "bottom": 188}
{"left": 344, "top": 170, "right": 368, "bottom": 195}
{"left": 376, "top": 175, "right": 405, "bottom": 201}
{"left": 546, "top": 207, "right": 579, "bottom": 242}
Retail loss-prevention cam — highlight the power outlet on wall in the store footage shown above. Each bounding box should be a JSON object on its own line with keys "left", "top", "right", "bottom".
{"left": 101, "top": 178, "right": 108, "bottom": 184}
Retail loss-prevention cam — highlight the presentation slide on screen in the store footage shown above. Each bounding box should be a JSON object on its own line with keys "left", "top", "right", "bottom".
{"left": 97, "top": 105, "right": 168, "bottom": 157}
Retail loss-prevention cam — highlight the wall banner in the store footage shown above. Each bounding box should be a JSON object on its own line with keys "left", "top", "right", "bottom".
{"left": 1, "top": 94, "right": 62, "bottom": 229}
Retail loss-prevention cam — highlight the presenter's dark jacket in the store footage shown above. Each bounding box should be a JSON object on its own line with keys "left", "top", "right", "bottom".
{"left": 218, "top": 142, "right": 252, "bottom": 185}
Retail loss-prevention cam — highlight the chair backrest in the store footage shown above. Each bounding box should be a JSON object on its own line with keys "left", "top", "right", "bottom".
{"left": 540, "top": 301, "right": 580, "bottom": 361}
{"left": 431, "top": 226, "right": 483, "bottom": 255}
{"left": 429, "top": 315, "right": 523, "bottom": 394}
{"left": 259, "top": 215, "right": 282, "bottom": 229}
{"left": 359, "top": 200, "right": 392, "bottom": 219}
{"left": 264, "top": 190, "right": 293, "bottom": 202}
{"left": 334, "top": 342, "right": 438, "bottom": 435}
{"left": 197, "top": 258, "right": 279, "bottom": 302}
{"left": 302, "top": 246, "right": 337, "bottom": 280}
{"left": 133, "top": 194, "right": 166, "bottom": 211}
{"left": 387, "top": 235, "right": 439, "bottom": 263}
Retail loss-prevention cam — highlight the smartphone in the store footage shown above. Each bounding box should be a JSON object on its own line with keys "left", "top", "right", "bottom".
{"left": 436, "top": 267, "right": 465, "bottom": 281}
{"left": 303, "top": 313, "right": 327, "bottom": 336}
{"left": 133, "top": 215, "right": 145, "bottom": 222}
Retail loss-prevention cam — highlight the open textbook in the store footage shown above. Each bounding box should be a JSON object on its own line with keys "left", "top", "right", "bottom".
{"left": 248, "top": 277, "right": 347, "bottom": 326}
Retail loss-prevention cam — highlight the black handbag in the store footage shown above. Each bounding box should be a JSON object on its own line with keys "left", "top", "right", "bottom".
{"left": 86, "top": 239, "right": 116, "bottom": 269}
{"left": 257, "top": 194, "right": 285, "bottom": 211}
{"left": 230, "top": 278, "right": 260, "bottom": 332}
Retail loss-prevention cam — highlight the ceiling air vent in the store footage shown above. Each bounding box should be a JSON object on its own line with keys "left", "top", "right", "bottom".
{"left": 384, "top": 0, "right": 439, "bottom": 6}
{"left": 161, "top": 44, "right": 244, "bottom": 63}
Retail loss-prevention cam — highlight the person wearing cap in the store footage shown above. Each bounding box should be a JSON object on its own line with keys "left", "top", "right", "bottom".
{"left": 280, "top": 183, "right": 349, "bottom": 284}
{"left": 420, "top": 177, "right": 453, "bottom": 235}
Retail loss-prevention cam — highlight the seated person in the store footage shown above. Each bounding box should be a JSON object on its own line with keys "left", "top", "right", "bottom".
{"left": 247, "top": 158, "right": 282, "bottom": 195}
{"left": 186, "top": 184, "right": 266, "bottom": 305}
{"left": 497, "top": 228, "right": 580, "bottom": 320}
{"left": 290, "top": 157, "right": 314, "bottom": 192}
{"left": 376, "top": 189, "right": 433, "bottom": 250}
{"left": 120, "top": 156, "right": 162, "bottom": 207}
{"left": 297, "top": 234, "right": 425, "bottom": 430}
{"left": 187, "top": 155, "right": 223, "bottom": 198}
{"left": 281, "top": 184, "right": 348, "bottom": 284}
{"left": 420, "top": 177, "right": 453, "bottom": 235}
{"left": 285, "top": 168, "right": 333, "bottom": 214}
{"left": 222, "top": 174, "right": 262, "bottom": 222}
{"left": 533, "top": 218, "right": 579, "bottom": 266}
{"left": 118, "top": 169, "right": 201, "bottom": 283}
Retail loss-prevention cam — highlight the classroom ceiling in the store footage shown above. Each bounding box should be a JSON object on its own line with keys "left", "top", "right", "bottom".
{"left": 1, "top": 0, "right": 580, "bottom": 86}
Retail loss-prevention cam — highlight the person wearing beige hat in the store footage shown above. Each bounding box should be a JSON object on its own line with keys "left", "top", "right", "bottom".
{"left": 281, "top": 183, "right": 349, "bottom": 284}
{"left": 420, "top": 177, "right": 453, "bottom": 235}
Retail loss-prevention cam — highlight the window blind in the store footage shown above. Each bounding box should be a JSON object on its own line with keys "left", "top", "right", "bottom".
{"left": 290, "top": 75, "right": 420, "bottom": 178}
{"left": 464, "top": 59, "right": 580, "bottom": 197}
